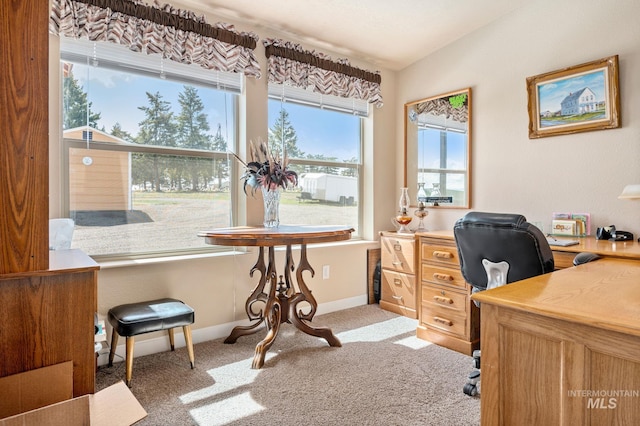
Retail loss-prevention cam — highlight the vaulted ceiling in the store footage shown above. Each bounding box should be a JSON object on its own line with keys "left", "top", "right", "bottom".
{"left": 176, "top": 0, "right": 528, "bottom": 70}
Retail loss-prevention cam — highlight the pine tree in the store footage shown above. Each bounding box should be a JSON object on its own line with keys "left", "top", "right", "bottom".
{"left": 212, "top": 124, "right": 229, "bottom": 191}
{"left": 62, "top": 70, "right": 101, "bottom": 129}
{"left": 268, "top": 108, "right": 304, "bottom": 159}
{"left": 109, "top": 123, "right": 133, "bottom": 142}
{"left": 176, "top": 86, "right": 211, "bottom": 191}
{"left": 136, "top": 92, "right": 177, "bottom": 191}
{"left": 176, "top": 86, "right": 211, "bottom": 149}
{"left": 137, "top": 92, "right": 176, "bottom": 147}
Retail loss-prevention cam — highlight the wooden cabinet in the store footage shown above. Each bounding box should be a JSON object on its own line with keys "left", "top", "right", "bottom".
{"left": 416, "top": 232, "right": 479, "bottom": 355}
{"left": 473, "top": 258, "right": 640, "bottom": 425}
{"left": 0, "top": 250, "right": 99, "bottom": 397}
{"left": 379, "top": 232, "right": 417, "bottom": 318}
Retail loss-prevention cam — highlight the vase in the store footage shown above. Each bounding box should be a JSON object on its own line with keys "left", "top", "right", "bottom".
{"left": 262, "top": 187, "right": 280, "bottom": 228}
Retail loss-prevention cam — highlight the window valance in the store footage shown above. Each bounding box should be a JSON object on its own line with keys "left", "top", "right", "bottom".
{"left": 263, "top": 38, "right": 383, "bottom": 108}
{"left": 415, "top": 96, "right": 468, "bottom": 123}
{"left": 50, "top": 0, "right": 261, "bottom": 78}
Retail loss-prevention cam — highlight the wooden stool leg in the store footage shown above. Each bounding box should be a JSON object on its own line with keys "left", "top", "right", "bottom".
{"left": 125, "top": 336, "right": 135, "bottom": 387}
{"left": 183, "top": 325, "right": 195, "bottom": 369}
{"left": 108, "top": 330, "right": 119, "bottom": 367}
{"left": 168, "top": 328, "right": 175, "bottom": 351}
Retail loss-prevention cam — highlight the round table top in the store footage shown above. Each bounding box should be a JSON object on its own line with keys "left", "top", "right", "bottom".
{"left": 198, "top": 225, "right": 354, "bottom": 247}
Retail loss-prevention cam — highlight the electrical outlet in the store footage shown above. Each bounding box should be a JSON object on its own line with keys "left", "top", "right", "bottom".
{"left": 322, "top": 265, "right": 330, "bottom": 279}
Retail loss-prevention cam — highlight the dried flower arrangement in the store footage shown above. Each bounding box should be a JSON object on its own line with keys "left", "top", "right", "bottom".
{"left": 230, "top": 139, "right": 298, "bottom": 195}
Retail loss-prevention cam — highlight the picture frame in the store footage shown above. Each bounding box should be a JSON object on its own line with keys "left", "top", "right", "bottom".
{"left": 526, "top": 55, "right": 620, "bottom": 139}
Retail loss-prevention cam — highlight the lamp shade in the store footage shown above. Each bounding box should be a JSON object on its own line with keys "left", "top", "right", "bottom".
{"left": 618, "top": 184, "right": 640, "bottom": 199}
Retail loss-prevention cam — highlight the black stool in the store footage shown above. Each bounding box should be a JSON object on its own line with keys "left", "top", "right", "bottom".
{"left": 108, "top": 298, "right": 195, "bottom": 387}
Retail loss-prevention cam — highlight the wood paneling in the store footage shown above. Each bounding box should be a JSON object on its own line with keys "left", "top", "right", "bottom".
{"left": 0, "top": 250, "right": 99, "bottom": 397}
{"left": 0, "top": 1, "right": 49, "bottom": 273}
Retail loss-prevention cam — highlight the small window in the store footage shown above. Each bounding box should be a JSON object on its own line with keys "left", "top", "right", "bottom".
{"left": 267, "top": 88, "right": 364, "bottom": 235}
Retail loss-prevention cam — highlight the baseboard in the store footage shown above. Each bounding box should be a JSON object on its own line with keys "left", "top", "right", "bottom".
{"left": 98, "top": 294, "right": 368, "bottom": 366}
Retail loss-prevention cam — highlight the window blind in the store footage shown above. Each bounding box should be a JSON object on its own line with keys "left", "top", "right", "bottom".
{"left": 60, "top": 37, "right": 243, "bottom": 93}
{"left": 268, "top": 83, "right": 369, "bottom": 117}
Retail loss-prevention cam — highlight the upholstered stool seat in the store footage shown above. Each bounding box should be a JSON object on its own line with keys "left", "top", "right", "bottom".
{"left": 108, "top": 298, "right": 195, "bottom": 387}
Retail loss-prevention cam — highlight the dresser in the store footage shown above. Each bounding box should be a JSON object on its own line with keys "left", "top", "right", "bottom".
{"left": 379, "top": 231, "right": 417, "bottom": 318}
{"left": 415, "top": 231, "right": 480, "bottom": 355}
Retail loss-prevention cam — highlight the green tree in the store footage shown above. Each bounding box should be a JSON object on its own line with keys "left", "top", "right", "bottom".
{"left": 109, "top": 122, "right": 133, "bottom": 142}
{"left": 176, "top": 86, "right": 211, "bottom": 191}
{"left": 177, "top": 86, "right": 211, "bottom": 149}
{"left": 211, "top": 124, "right": 229, "bottom": 191}
{"left": 136, "top": 92, "right": 177, "bottom": 191}
{"left": 62, "top": 70, "right": 101, "bottom": 129}
{"left": 342, "top": 157, "right": 359, "bottom": 177}
{"left": 268, "top": 108, "right": 304, "bottom": 159}
{"left": 304, "top": 153, "right": 339, "bottom": 175}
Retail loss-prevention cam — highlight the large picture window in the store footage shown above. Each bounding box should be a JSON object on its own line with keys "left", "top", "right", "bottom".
{"left": 60, "top": 39, "right": 237, "bottom": 258}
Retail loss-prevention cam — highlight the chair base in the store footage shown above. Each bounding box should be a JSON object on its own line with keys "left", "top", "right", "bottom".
{"left": 463, "top": 349, "right": 481, "bottom": 396}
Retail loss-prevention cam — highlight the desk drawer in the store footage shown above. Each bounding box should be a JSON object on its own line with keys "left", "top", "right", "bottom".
{"left": 420, "top": 240, "right": 460, "bottom": 267}
{"left": 421, "top": 303, "right": 468, "bottom": 338}
{"left": 381, "top": 269, "right": 416, "bottom": 309}
{"left": 422, "top": 284, "right": 468, "bottom": 314}
{"left": 421, "top": 264, "right": 467, "bottom": 290}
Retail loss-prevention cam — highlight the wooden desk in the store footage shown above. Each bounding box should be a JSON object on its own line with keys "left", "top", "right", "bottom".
{"left": 198, "top": 225, "right": 353, "bottom": 368}
{"left": 548, "top": 235, "right": 640, "bottom": 268}
{"left": 473, "top": 258, "right": 640, "bottom": 425}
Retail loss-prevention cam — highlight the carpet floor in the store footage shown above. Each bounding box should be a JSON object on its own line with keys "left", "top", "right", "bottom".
{"left": 97, "top": 304, "right": 480, "bottom": 425}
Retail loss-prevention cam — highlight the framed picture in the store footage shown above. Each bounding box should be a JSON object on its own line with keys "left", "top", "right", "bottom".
{"left": 526, "top": 55, "right": 620, "bottom": 139}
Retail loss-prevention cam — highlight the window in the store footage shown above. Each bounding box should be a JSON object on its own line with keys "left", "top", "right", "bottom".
{"left": 60, "top": 38, "right": 238, "bottom": 258}
{"left": 417, "top": 127, "right": 468, "bottom": 206}
{"left": 267, "top": 85, "right": 365, "bottom": 235}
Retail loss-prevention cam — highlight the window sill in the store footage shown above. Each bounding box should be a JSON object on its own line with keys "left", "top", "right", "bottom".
{"left": 96, "top": 237, "right": 371, "bottom": 269}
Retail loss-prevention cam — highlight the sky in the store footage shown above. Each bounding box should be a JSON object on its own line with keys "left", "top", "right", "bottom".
{"left": 417, "top": 129, "right": 466, "bottom": 191}
{"left": 72, "top": 62, "right": 360, "bottom": 162}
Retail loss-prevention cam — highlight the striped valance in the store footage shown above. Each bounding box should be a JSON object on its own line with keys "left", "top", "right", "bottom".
{"left": 263, "top": 38, "right": 383, "bottom": 108}
{"left": 416, "top": 94, "right": 468, "bottom": 123}
{"left": 50, "top": 0, "right": 261, "bottom": 78}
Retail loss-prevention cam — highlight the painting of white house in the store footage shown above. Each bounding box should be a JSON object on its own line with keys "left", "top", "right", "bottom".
{"left": 536, "top": 69, "right": 608, "bottom": 129}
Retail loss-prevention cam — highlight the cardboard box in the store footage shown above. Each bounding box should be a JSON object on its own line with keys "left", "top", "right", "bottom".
{"left": 0, "top": 363, "right": 146, "bottom": 425}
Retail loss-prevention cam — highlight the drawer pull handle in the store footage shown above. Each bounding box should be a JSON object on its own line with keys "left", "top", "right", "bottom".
{"left": 393, "top": 243, "right": 402, "bottom": 251}
{"left": 392, "top": 295, "right": 403, "bottom": 300}
{"left": 433, "top": 316, "right": 453, "bottom": 327}
{"left": 433, "top": 273, "right": 453, "bottom": 281}
{"left": 392, "top": 261, "right": 403, "bottom": 267}
{"left": 433, "top": 295, "right": 453, "bottom": 304}
{"left": 393, "top": 278, "right": 402, "bottom": 286}
{"left": 433, "top": 251, "right": 453, "bottom": 259}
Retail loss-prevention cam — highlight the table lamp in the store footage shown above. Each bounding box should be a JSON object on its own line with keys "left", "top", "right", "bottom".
{"left": 618, "top": 184, "right": 640, "bottom": 200}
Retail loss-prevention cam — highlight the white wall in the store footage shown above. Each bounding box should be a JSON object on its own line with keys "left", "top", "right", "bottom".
{"left": 397, "top": 0, "right": 640, "bottom": 235}
{"left": 48, "top": 3, "right": 397, "bottom": 351}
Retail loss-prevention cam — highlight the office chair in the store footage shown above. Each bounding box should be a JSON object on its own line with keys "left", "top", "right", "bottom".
{"left": 453, "top": 212, "right": 599, "bottom": 396}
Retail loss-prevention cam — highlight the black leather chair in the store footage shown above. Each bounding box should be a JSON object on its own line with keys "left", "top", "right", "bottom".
{"left": 453, "top": 212, "right": 597, "bottom": 396}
